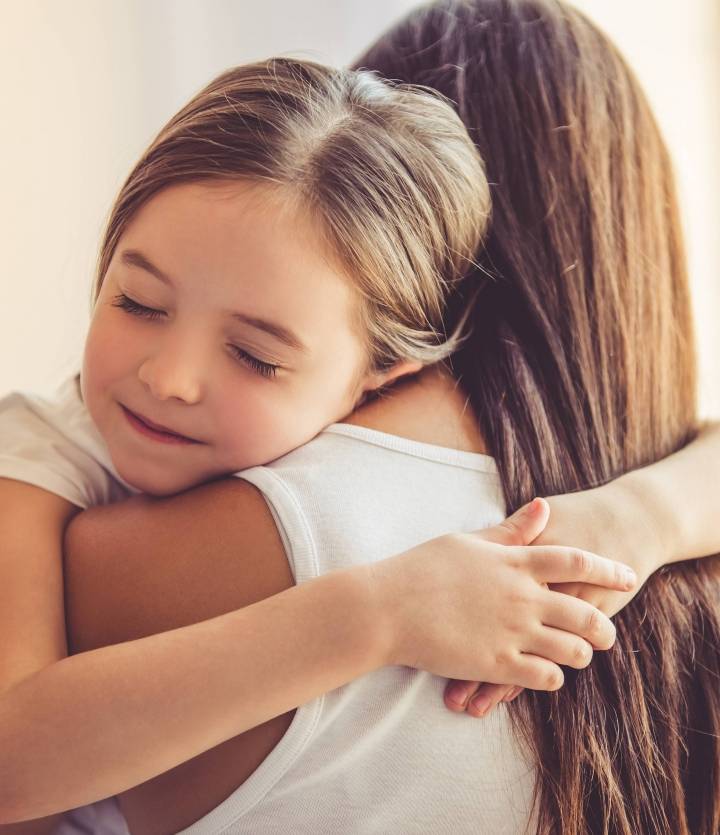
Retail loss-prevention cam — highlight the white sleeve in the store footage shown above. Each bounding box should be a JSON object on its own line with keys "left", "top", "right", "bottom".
{"left": 0, "top": 379, "right": 127, "bottom": 509}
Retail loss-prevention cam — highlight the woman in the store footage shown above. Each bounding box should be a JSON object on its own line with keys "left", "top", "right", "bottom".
{"left": 353, "top": 2, "right": 720, "bottom": 832}
{"left": 4, "top": 0, "right": 720, "bottom": 832}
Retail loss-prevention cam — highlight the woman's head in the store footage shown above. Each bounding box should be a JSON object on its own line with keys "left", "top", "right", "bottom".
{"left": 356, "top": 0, "right": 696, "bottom": 495}
{"left": 357, "top": 1, "right": 718, "bottom": 833}
{"left": 82, "top": 58, "right": 488, "bottom": 495}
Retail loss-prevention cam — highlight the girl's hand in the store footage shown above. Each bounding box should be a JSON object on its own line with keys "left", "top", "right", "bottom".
{"left": 444, "top": 491, "right": 655, "bottom": 717}
{"left": 373, "top": 498, "right": 636, "bottom": 689}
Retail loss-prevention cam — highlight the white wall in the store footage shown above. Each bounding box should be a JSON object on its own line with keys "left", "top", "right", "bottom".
{"left": 1, "top": 0, "right": 718, "bottom": 415}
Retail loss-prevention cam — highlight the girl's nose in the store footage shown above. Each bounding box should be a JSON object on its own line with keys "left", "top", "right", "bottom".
{"left": 137, "top": 350, "right": 205, "bottom": 404}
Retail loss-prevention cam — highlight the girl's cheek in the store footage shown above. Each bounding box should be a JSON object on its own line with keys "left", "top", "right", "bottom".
{"left": 221, "top": 396, "right": 304, "bottom": 469}
{"left": 83, "top": 317, "right": 135, "bottom": 403}
{"left": 83, "top": 328, "right": 111, "bottom": 386}
{"left": 88, "top": 311, "right": 138, "bottom": 368}
{"left": 81, "top": 326, "right": 104, "bottom": 393}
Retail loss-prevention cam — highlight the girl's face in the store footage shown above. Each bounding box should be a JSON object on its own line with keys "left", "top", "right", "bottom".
{"left": 82, "top": 180, "right": 405, "bottom": 496}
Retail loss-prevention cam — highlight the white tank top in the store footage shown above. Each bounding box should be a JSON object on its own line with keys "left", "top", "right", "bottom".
{"left": 179, "top": 424, "right": 537, "bottom": 834}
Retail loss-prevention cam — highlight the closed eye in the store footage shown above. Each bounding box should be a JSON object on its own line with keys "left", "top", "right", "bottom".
{"left": 111, "top": 293, "right": 165, "bottom": 320}
{"left": 228, "top": 345, "right": 279, "bottom": 378}
{"left": 112, "top": 293, "right": 279, "bottom": 379}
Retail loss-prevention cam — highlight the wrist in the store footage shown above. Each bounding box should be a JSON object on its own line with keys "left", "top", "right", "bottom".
{"left": 362, "top": 549, "right": 423, "bottom": 669}
{"left": 342, "top": 562, "right": 399, "bottom": 670}
{"left": 607, "top": 469, "right": 677, "bottom": 572}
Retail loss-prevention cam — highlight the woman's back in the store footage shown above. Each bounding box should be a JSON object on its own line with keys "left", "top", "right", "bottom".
{"left": 175, "top": 370, "right": 535, "bottom": 834}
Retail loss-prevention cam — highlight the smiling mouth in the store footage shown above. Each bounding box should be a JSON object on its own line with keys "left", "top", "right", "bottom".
{"left": 121, "top": 405, "right": 201, "bottom": 445}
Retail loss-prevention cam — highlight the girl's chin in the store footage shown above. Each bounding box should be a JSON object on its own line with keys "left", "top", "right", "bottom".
{"left": 111, "top": 457, "right": 201, "bottom": 497}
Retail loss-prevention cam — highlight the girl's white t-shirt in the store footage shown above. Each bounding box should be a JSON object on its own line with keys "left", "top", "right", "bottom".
{"left": 0, "top": 378, "right": 537, "bottom": 834}
{"left": 0, "top": 376, "right": 137, "bottom": 509}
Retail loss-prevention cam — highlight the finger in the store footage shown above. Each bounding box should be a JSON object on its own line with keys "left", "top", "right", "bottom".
{"left": 444, "top": 679, "right": 476, "bottom": 711}
{"left": 524, "top": 546, "right": 636, "bottom": 590}
{"left": 466, "top": 682, "right": 515, "bottom": 718}
{"left": 512, "top": 655, "right": 565, "bottom": 692}
{"left": 502, "top": 686, "right": 523, "bottom": 702}
{"left": 527, "top": 626, "right": 593, "bottom": 670}
{"left": 475, "top": 497, "right": 550, "bottom": 547}
{"left": 542, "top": 592, "right": 617, "bottom": 650}
{"left": 548, "top": 581, "right": 585, "bottom": 598}
{"left": 550, "top": 581, "right": 612, "bottom": 612}
{"left": 447, "top": 656, "right": 563, "bottom": 698}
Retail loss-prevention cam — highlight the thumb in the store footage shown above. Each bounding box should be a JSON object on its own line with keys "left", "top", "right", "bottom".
{"left": 478, "top": 497, "right": 550, "bottom": 546}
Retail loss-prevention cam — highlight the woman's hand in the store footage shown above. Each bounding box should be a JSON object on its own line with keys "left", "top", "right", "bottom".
{"left": 373, "top": 498, "right": 636, "bottom": 690}
{"left": 443, "top": 489, "right": 657, "bottom": 717}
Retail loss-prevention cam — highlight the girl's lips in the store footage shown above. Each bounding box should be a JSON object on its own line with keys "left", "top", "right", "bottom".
{"left": 121, "top": 405, "right": 200, "bottom": 445}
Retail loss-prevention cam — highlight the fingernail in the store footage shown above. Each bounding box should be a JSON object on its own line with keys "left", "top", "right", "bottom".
{"left": 469, "top": 694, "right": 491, "bottom": 716}
{"left": 524, "top": 498, "right": 540, "bottom": 515}
{"left": 623, "top": 568, "right": 636, "bottom": 588}
{"left": 446, "top": 683, "right": 470, "bottom": 708}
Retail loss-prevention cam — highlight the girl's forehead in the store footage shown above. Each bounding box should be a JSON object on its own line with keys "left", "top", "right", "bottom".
{"left": 125, "top": 182, "right": 352, "bottom": 298}
{"left": 134, "top": 179, "right": 301, "bottom": 228}
{"left": 122, "top": 180, "right": 337, "bottom": 275}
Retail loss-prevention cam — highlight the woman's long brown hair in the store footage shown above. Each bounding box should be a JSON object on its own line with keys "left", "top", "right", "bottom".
{"left": 355, "top": 1, "right": 720, "bottom": 832}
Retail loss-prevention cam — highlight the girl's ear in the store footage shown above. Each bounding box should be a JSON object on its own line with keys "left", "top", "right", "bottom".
{"left": 362, "top": 360, "right": 423, "bottom": 395}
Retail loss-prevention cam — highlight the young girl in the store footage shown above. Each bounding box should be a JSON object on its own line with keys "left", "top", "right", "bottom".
{"left": 0, "top": 58, "right": 632, "bottom": 830}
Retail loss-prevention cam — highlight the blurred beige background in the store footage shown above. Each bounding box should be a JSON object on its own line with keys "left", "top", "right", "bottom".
{"left": 1, "top": 0, "right": 718, "bottom": 415}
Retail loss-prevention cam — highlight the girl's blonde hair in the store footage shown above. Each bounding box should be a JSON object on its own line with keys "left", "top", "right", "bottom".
{"left": 95, "top": 58, "right": 489, "bottom": 371}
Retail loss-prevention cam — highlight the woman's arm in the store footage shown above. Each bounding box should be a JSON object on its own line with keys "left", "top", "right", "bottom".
{"left": 598, "top": 421, "right": 720, "bottom": 566}
{"left": 64, "top": 478, "right": 301, "bottom": 834}
{"left": 444, "top": 421, "right": 720, "bottom": 718}
{"left": 535, "top": 420, "right": 720, "bottom": 612}
{"left": 354, "top": 374, "right": 720, "bottom": 574}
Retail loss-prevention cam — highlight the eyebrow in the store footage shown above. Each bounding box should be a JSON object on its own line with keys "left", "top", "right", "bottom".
{"left": 119, "top": 248, "right": 307, "bottom": 353}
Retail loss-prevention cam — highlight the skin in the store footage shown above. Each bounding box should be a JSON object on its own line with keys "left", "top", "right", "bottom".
{"left": 82, "top": 178, "right": 419, "bottom": 496}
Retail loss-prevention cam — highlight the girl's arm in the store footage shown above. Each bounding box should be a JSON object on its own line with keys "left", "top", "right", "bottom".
{"left": 0, "top": 479, "right": 79, "bottom": 835}
{"left": 0, "top": 480, "right": 74, "bottom": 694}
{"left": 0, "top": 483, "right": 628, "bottom": 825}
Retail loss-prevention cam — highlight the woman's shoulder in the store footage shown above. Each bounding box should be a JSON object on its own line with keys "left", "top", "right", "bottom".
{"left": 343, "top": 365, "right": 487, "bottom": 455}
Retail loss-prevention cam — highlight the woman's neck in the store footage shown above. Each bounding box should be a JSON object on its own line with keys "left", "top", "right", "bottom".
{"left": 342, "top": 364, "right": 488, "bottom": 455}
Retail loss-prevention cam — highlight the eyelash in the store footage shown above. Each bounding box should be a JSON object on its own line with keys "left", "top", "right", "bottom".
{"left": 112, "top": 292, "right": 165, "bottom": 320}
{"left": 110, "top": 293, "right": 279, "bottom": 379}
{"left": 228, "top": 346, "right": 278, "bottom": 378}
